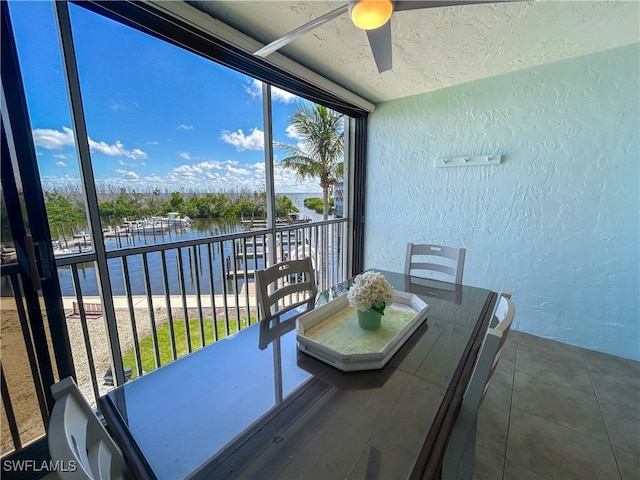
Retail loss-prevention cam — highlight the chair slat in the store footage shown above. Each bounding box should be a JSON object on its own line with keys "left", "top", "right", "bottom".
{"left": 256, "top": 257, "right": 317, "bottom": 325}
{"left": 48, "top": 377, "right": 129, "bottom": 480}
{"left": 405, "top": 242, "right": 466, "bottom": 284}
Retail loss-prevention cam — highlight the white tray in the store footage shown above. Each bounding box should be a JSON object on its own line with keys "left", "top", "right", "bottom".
{"left": 296, "top": 290, "right": 429, "bottom": 371}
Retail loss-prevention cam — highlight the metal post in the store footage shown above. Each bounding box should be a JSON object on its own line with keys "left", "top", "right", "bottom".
{"left": 262, "top": 82, "right": 277, "bottom": 266}
{"left": 54, "top": 2, "right": 125, "bottom": 386}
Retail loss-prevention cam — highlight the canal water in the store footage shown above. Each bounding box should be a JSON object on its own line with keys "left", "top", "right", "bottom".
{"left": 27, "top": 193, "right": 337, "bottom": 297}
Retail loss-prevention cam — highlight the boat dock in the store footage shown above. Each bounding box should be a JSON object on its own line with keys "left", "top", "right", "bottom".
{"left": 62, "top": 293, "right": 257, "bottom": 314}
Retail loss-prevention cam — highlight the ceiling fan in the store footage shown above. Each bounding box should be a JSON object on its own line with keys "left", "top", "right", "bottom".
{"left": 254, "top": 0, "right": 518, "bottom": 73}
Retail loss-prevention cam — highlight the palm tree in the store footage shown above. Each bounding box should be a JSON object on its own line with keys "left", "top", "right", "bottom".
{"left": 276, "top": 104, "right": 344, "bottom": 220}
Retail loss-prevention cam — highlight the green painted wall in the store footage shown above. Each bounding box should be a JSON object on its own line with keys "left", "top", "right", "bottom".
{"left": 366, "top": 43, "right": 640, "bottom": 360}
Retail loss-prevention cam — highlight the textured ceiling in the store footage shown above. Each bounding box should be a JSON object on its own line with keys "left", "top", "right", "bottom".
{"left": 188, "top": 1, "right": 640, "bottom": 104}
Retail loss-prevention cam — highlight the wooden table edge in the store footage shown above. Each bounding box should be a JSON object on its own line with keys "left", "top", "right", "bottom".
{"left": 99, "top": 393, "right": 157, "bottom": 480}
{"left": 409, "top": 290, "right": 498, "bottom": 480}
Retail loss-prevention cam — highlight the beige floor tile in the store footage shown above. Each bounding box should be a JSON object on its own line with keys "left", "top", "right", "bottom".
{"left": 506, "top": 407, "right": 620, "bottom": 480}
{"left": 613, "top": 445, "right": 640, "bottom": 480}
{"left": 471, "top": 333, "right": 638, "bottom": 480}
{"left": 473, "top": 444, "right": 505, "bottom": 480}
{"left": 512, "top": 371, "right": 609, "bottom": 441}
{"left": 503, "top": 460, "right": 547, "bottom": 480}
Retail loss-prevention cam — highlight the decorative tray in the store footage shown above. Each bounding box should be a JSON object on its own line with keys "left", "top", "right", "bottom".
{"left": 296, "top": 290, "right": 429, "bottom": 371}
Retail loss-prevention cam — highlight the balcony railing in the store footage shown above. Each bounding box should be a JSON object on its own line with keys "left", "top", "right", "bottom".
{"left": 0, "top": 218, "right": 348, "bottom": 455}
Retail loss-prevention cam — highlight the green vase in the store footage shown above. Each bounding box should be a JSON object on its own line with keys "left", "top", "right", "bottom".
{"left": 357, "top": 309, "right": 382, "bottom": 330}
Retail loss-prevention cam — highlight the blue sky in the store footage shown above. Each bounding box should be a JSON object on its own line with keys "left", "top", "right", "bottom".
{"left": 9, "top": 1, "right": 323, "bottom": 194}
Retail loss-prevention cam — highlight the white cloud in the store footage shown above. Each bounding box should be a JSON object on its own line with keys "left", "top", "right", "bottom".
{"left": 244, "top": 79, "right": 261, "bottom": 98}
{"left": 32, "top": 126, "right": 147, "bottom": 159}
{"left": 88, "top": 139, "right": 147, "bottom": 159}
{"left": 115, "top": 169, "right": 140, "bottom": 179}
{"left": 89, "top": 139, "right": 126, "bottom": 156}
{"left": 172, "top": 161, "right": 224, "bottom": 181}
{"left": 53, "top": 153, "right": 72, "bottom": 160}
{"left": 110, "top": 100, "right": 139, "bottom": 111}
{"left": 177, "top": 124, "right": 194, "bottom": 130}
{"left": 220, "top": 128, "right": 264, "bottom": 151}
{"left": 273, "top": 87, "right": 297, "bottom": 104}
{"left": 118, "top": 159, "right": 146, "bottom": 167}
{"left": 55, "top": 161, "right": 68, "bottom": 168}
{"left": 201, "top": 161, "right": 223, "bottom": 170}
{"left": 284, "top": 125, "right": 307, "bottom": 150}
{"left": 285, "top": 125, "right": 299, "bottom": 139}
{"left": 179, "top": 152, "right": 191, "bottom": 160}
{"left": 32, "top": 127, "right": 75, "bottom": 149}
{"left": 244, "top": 79, "right": 297, "bottom": 104}
{"left": 158, "top": 159, "right": 262, "bottom": 190}
{"left": 226, "top": 165, "right": 250, "bottom": 176}
{"left": 147, "top": 140, "right": 159, "bottom": 145}
{"left": 275, "top": 165, "right": 319, "bottom": 192}
{"left": 130, "top": 148, "right": 146, "bottom": 159}
{"left": 41, "top": 155, "right": 321, "bottom": 194}
{"left": 40, "top": 174, "right": 82, "bottom": 190}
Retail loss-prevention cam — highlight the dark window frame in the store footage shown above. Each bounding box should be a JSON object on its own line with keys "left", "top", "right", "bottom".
{"left": 73, "top": 0, "right": 367, "bottom": 274}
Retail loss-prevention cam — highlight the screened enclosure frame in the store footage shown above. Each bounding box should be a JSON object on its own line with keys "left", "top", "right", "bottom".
{"left": 2, "top": 0, "right": 368, "bottom": 470}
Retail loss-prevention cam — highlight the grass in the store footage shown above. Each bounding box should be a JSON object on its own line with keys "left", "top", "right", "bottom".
{"left": 122, "top": 317, "right": 254, "bottom": 378}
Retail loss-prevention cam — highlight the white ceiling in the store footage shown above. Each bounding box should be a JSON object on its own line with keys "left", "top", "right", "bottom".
{"left": 188, "top": 1, "right": 640, "bottom": 104}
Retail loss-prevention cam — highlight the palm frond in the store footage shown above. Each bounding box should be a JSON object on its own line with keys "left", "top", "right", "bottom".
{"left": 276, "top": 103, "right": 344, "bottom": 208}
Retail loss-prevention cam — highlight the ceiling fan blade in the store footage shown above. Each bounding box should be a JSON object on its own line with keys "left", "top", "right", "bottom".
{"left": 394, "top": 0, "right": 521, "bottom": 12}
{"left": 254, "top": 4, "right": 348, "bottom": 57}
{"left": 366, "top": 21, "right": 393, "bottom": 73}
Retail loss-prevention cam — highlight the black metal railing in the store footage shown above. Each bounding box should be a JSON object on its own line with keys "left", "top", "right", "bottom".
{"left": 1, "top": 218, "right": 349, "bottom": 458}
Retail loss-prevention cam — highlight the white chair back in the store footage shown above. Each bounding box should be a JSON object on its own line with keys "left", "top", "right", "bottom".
{"left": 405, "top": 243, "right": 466, "bottom": 284}
{"left": 256, "top": 257, "right": 317, "bottom": 324}
{"left": 442, "top": 292, "right": 515, "bottom": 480}
{"left": 48, "top": 377, "right": 128, "bottom": 480}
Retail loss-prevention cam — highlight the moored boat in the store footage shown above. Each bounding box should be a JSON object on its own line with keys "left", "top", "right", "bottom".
{"left": 276, "top": 213, "right": 312, "bottom": 225}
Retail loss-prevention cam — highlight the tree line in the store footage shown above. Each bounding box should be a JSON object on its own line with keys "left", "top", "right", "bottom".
{"left": 3, "top": 102, "right": 344, "bottom": 241}
{"left": 43, "top": 187, "right": 299, "bottom": 229}
{"left": 303, "top": 197, "right": 334, "bottom": 214}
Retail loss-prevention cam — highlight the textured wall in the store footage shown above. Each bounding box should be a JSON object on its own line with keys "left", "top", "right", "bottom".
{"left": 365, "top": 43, "right": 640, "bottom": 360}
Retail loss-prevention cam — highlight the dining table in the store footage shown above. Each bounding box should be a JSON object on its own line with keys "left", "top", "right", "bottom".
{"left": 98, "top": 269, "right": 497, "bottom": 480}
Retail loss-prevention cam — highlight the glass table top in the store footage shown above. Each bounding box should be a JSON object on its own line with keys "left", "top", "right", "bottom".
{"left": 101, "top": 270, "right": 495, "bottom": 479}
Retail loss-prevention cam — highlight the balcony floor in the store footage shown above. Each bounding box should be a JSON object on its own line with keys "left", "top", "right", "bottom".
{"left": 474, "top": 331, "right": 640, "bottom": 480}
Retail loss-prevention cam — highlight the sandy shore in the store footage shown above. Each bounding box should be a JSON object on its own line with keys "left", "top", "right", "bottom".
{"left": 1, "top": 302, "right": 254, "bottom": 455}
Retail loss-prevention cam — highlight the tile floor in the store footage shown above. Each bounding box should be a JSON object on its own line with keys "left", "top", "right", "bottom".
{"left": 473, "top": 331, "right": 640, "bottom": 480}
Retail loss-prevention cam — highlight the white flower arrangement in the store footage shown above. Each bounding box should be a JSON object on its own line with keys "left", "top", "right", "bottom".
{"left": 347, "top": 271, "right": 395, "bottom": 315}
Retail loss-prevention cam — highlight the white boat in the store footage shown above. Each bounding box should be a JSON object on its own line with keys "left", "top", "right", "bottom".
{"left": 102, "top": 226, "right": 130, "bottom": 238}
{"left": 123, "top": 214, "right": 191, "bottom": 234}
{"left": 52, "top": 241, "right": 72, "bottom": 256}
{"left": 276, "top": 213, "right": 312, "bottom": 225}
{"left": 164, "top": 212, "right": 192, "bottom": 227}
{"left": 123, "top": 219, "right": 168, "bottom": 234}
{"left": 1, "top": 246, "right": 17, "bottom": 264}
{"left": 138, "top": 221, "right": 169, "bottom": 234}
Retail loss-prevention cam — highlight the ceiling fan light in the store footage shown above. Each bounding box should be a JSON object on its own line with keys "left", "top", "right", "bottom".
{"left": 349, "top": 0, "right": 393, "bottom": 30}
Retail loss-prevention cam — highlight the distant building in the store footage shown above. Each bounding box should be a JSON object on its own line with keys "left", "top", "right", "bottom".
{"left": 333, "top": 180, "right": 344, "bottom": 218}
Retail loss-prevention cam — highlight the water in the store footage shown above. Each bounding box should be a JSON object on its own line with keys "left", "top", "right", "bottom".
{"left": 48, "top": 193, "right": 336, "bottom": 297}
{"left": 285, "top": 192, "right": 327, "bottom": 222}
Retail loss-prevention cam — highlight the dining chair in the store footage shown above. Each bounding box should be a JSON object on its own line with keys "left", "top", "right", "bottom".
{"left": 255, "top": 257, "right": 317, "bottom": 325}
{"left": 405, "top": 243, "right": 466, "bottom": 284}
{"left": 404, "top": 275, "right": 464, "bottom": 305}
{"left": 441, "top": 292, "right": 515, "bottom": 480}
{"left": 48, "top": 376, "right": 128, "bottom": 480}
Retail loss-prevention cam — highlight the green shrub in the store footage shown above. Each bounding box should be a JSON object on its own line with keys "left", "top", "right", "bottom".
{"left": 122, "top": 317, "right": 253, "bottom": 378}
{"left": 304, "top": 197, "right": 334, "bottom": 214}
